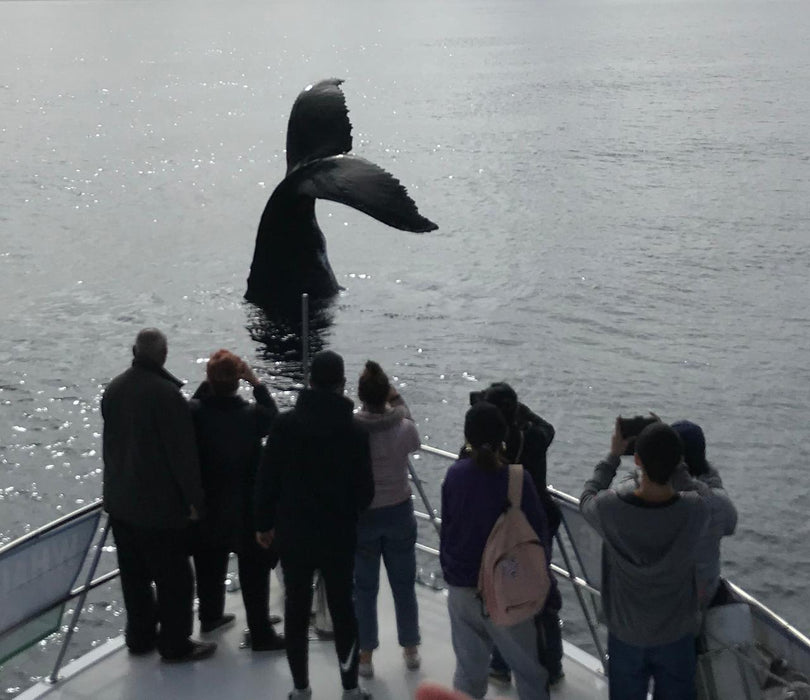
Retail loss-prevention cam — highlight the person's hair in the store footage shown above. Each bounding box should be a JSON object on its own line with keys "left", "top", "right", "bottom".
{"left": 358, "top": 360, "right": 390, "bottom": 408}
{"left": 464, "top": 401, "right": 507, "bottom": 472}
{"left": 635, "top": 422, "right": 683, "bottom": 485}
{"left": 206, "top": 349, "right": 241, "bottom": 396}
{"left": 482, "top": 382, "right": 519, "bottom": 424}
{"left": 671, "top": 420, "right": 710, "bottom": 477}
{"left": 310, "top": 350, "right": 345, "bottom": 390}
{"left": 133, "top": 328, "right": 167, "bottom": 365}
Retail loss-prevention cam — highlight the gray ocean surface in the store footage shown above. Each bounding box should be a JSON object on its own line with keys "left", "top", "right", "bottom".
{"left": 1, "top": 0, "right": 809, "bottom": 690}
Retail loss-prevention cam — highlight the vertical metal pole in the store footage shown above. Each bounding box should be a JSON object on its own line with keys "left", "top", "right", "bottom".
{"left": 554, "top": 524, "right": 607, "bottom": 671}
{"left": 49, "top": 517, "right": 111, "bottom": 684}
{"left": 408, "top": 459, "right": 441, "bottom": 535}
{"left": 301, "top": 293, "right": 310, "bottom": 387}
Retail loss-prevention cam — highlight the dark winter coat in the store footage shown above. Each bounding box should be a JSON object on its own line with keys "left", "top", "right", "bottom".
{"left": 190, "top": 381, "right": 278, "bottom": 551}
{"left": 101, "top": 359, "right": 203, "bottom": 529}
{"left": 254, "top": 389, "right": 374, "bottom": 559}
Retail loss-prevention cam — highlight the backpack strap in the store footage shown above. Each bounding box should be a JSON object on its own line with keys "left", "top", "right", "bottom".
{"left": 507, "top": 464, "right": 524, "bottom": 509}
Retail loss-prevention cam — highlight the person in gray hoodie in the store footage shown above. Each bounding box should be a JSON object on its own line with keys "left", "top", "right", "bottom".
{"left": 580, "top": 419, "right": 709, "bottom": 700}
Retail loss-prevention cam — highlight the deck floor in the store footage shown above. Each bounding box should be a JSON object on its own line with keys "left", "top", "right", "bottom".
{"left": 18, "top": 579, "right": 608, "bottom": 700}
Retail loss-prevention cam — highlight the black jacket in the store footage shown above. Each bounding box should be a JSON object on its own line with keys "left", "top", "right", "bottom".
{"left": 101, "top": 359, "right": 203, "bottom": 529}
{"left": 190, "top": 381, "right": 278, "bottom": 550}
{"left": 254, "top": 389, "right": 374, "bottom": 559}
{"left": 507, "top": 403, "right": 561, "bottom": 535}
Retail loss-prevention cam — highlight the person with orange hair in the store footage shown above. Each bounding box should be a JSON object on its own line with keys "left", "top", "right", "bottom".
{"left": 189, "top": 349, "right": 283, "bottom": 651}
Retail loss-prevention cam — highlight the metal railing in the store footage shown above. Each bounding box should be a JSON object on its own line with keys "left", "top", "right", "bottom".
{"left": 4, "top": 445, "right": 810, "bottom": 692}
{"left": 410, "top": 444, "right": 608, "bottom": 668}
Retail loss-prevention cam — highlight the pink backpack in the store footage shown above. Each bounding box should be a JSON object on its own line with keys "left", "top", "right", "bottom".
{"left": 478, "top": 464, "right": 551, "bottom": 626}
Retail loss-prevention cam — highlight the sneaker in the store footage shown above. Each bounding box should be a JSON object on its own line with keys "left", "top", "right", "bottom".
{"left": 200, "top": 613, "right": 236, "bottom": 634}
{"left": 488, "top": 666, "right": 512, "bottom": 684}
{"left": 341, "top": 688, "right": 372, "bottom": 700}
{"left": 403, "top": 646, "right": 421, "bottom": 670}
{"left": 288, "top": 688, "right": 312, "bottom": 700}
{"left": 358, "top": 650, "right": 374, "bottom": 678}
{"left": 161, "top": 640, "right": 217, "bottom": 663}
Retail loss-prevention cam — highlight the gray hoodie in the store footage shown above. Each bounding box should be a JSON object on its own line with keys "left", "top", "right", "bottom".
{"left": 580, "top": 455, "right": 710, "bottom": 646}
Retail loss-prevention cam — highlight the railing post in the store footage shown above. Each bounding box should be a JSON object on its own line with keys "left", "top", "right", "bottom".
{"left": 553, "top": 526, "right": 607, "bottom": 671}
{"left": 48, "top": 517, "right": 111, "bottom": 684}
{"left": 408, "top": 459, "right": 441, "bottom": 536}
{"left": 301, "top": 293, "right": 310, "bottom": 387}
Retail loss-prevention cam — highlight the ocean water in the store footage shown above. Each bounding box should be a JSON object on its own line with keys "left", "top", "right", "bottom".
{"left": 1, "top": 0, "right": 809, "bottom": 688}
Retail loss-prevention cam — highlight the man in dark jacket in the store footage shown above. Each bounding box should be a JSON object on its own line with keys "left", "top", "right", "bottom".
{"left": 479, "top": 382, "right": 563, "bottom": 686}
{"left": 101, "top": 328, "right": 215, "bottom": 662}
{"left": 255, "top": 350, "right": 374, "bottom": 700}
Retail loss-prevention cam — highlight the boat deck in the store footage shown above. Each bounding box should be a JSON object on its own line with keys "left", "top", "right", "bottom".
{"left": 18, "top": 580, "right": 608, "bottom": 700}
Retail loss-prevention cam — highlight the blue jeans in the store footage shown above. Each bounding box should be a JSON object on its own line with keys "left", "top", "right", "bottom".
{"left": 608, "top": 632, "right": 697, "bottom": 700}
{"left": 354, "top": 499, "right": 420, "bottom": 649}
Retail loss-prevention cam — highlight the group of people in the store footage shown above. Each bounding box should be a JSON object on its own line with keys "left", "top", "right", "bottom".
{"left": 101, "top": 327, "right": 737, "bottom": 700}
{"left": 101, "top": 329, "right": 423, "bottom": 700}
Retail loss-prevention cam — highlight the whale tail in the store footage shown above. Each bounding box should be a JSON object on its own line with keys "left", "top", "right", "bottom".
{"left": 292, "top": 155, "right": 438, "bottom": 233}
{"left": 286, "top": 78, "right": 353, "bottom": 172}
{"left": 246, "top": 79, "right": 437, "bottom": 310}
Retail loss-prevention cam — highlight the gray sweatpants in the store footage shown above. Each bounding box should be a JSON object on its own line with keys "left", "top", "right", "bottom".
{"left": 447, "top": 585, "right": 549, "bottom": 700}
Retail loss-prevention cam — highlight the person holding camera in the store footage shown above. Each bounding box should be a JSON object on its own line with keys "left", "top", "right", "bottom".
{"left": 189, "top": 349, "right": 284, "bottom": 650}
{"left": 470, "top": 384, "right": 563, "bottom": 687}
{"left": 441, "top": 401, "right": 551, "bottom": 700}
{"left": 352, "top": 361, "right": 422, "bottom": 678}
{"left": 670, "top": 420, "right": 738, "bottom": 607}
{"left": 581, "top": 419, "right": 709, "bottom": 700}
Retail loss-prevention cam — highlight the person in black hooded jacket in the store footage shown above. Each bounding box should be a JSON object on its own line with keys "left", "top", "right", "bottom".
{"left": 255, "top": 350, "right": 374, "bottom": 700}
{"left": 189, "top": 348, "right": 284, "bottom": 650}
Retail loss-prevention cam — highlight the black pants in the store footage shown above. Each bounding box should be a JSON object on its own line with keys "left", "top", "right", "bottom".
{"left": 110, "top": 517, "right": 194, "bottom": 658}
{"left": 192, "top": 544, "right": 229, "bottom": 624}
{"left": 281, "top": 552, "right": 359, "bottom": 691}
{"left": 192, "top": 535, "right": 278, "bottom": 640}
{"left": 238, "top": 540, "right": 277, "bottom": 642}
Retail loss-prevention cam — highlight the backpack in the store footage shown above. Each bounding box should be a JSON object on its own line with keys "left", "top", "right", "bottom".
{"left": 477, "top": 464, "right": 551, "bottom": 626}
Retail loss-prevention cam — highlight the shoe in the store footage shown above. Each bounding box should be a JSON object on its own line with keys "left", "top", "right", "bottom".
{"left": 161, "top": 640, "right": 217, "bottom": 663}
{"left": 127, "top": 642, "right": 156, "bottom": 656}
{"left": 549, "top": 670, "right": 565, "bottom": 686}
{"left": 242, "top": 629, "right": 286, "bottom": 650}
{"left": 250, "top": 632, "right": 286, "bottom": 652}
{"left": 288, "top": 688, "right": 312, "bottom": 700}
{"left": 341, "top": 688, "right": 372, "bottom": 700}
{"left": 358, "top": 650, "right": 374, "bottom": 678}
{"left": 200, "top": 613, "right": 236, "bottom": 634}
{"left": 403, "top": 646, "right": 421, "bottom": 670}
{"left": 488, "top": 666, "right": 512, "bottom": 684}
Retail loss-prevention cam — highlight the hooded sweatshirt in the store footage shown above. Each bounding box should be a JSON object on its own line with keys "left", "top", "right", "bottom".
{"left": 353, "top": 396, "right": 421, "bottom": 509}
{"left": 580, "top": 455, "right": 709, "bottom": 646}
{"left": 254, "top": 389, "right": 374, "bottom": 558}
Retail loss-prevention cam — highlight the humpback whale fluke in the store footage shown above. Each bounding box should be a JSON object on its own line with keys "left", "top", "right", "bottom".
{"left": 245, "top": 78, "right": 438, "bottom": 310}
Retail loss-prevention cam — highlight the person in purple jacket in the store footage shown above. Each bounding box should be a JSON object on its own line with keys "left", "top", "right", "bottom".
{"left": 439, "top": 401, "right": 551, "bottom": 700}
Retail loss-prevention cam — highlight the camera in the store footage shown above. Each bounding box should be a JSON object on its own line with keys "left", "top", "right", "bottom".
{"left": 618, "top": 414, "right": 660, "bottom": 455}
